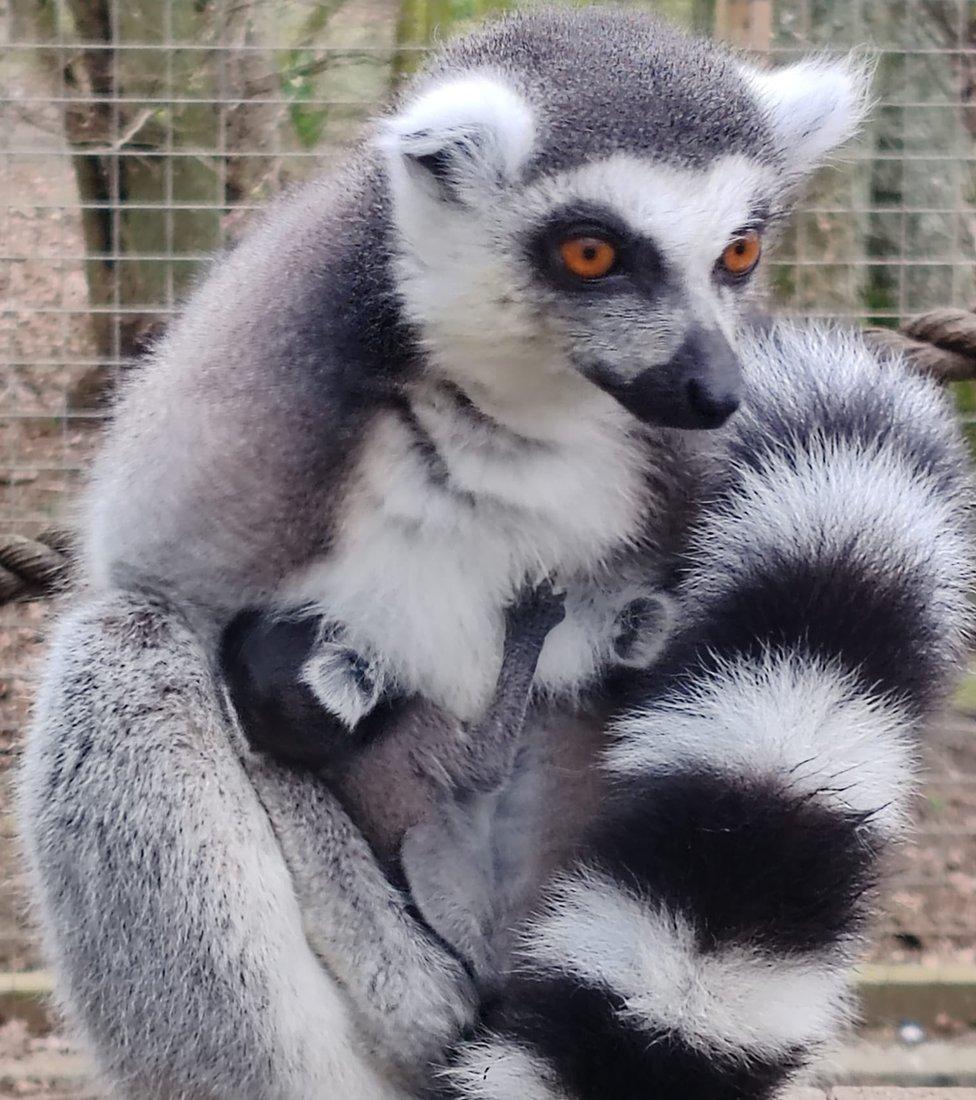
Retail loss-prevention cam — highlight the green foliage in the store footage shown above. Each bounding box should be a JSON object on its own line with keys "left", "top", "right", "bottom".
{"left": 277, "top": 1, "right": 347, "bottom": 149}
{"left": 281, "top": 50, "right": 332, "bottom": 149}
{"left": 951, "top": 385, "right": 976, "bottom": 465}
{"left": 953, "top": 669, "right": 976, "bottom": 715}
{"left": 926, "top": 793, "right": 947, "bottom": 815}
{"left": 860, "top": 279, "right": 898, "bottom": 329}
{"left": 953, "top": 381, "right": 976, "bottom": 416}
{"left": 769, "top": 265, "right": 797, "bottom": 305}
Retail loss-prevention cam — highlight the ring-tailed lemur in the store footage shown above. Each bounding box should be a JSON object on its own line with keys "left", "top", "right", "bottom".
{"left": 17, "top": 7, "right": 972, "bottom": 1100}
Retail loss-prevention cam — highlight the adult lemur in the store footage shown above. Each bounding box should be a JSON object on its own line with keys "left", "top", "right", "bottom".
{"left": 18, "top": 7, "right": 973, "bottom": 1100}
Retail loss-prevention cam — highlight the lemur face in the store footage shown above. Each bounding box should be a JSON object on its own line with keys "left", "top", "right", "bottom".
{"left": 379, "top": 10, "right": 869, "bottom": 432}
{"left": 513, "top": 154, "right": 772, "bottom": 429}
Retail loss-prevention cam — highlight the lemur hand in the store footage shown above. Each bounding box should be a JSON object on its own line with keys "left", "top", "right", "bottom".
{"left": 220, "top": 610, "right": 387, "bottom": 768}
{"left": 612, "top": 591, "right": 675, "bottom": 669}
{"left": 504, "top": 576, "right": 567, "bottom": 649}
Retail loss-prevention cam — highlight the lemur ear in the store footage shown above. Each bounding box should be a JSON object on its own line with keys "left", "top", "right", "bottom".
{"left": 743, "top": 55, "right": 872, "bottom": 176}
{"left": 378, "top": 76, "right": 535, "bottom": 203}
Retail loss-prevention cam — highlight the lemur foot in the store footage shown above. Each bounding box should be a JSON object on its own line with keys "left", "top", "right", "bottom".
{"left": 505, "top": 576, "right": 567, "bottom": 649}
{"left": 612, "top": 591, "right": 675, "bottom": 669}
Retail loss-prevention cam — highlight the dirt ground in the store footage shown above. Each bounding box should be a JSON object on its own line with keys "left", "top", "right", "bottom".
{"left": 877, "top": 704, "right": 976, "bottom": 969}
{"left": 0, "top": 1022, "right": 92, "bottom": 1099}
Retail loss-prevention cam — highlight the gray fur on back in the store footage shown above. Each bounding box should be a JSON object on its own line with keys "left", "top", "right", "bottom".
{"left": 82, "top": 164, "right": 411, "bottom": 622}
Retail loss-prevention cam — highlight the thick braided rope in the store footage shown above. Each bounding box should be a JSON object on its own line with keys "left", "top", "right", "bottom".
{"left": 2, "top": 307, "right": 976, "bottom": 608}
{"left": 865, "top": 306, "right": 976, "bottom": 383}
{"left": 0, "top": 531, "right": 73, "bottom": 605}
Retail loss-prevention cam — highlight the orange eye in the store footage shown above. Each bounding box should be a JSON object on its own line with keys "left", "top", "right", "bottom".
{"left": 559, "top": 236, "right": 618, "bottom": 280}
{"left": 719, "top": 230, "right": 762, "bottom": 277}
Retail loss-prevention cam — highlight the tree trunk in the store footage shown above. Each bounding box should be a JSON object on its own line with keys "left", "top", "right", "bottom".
{"left": 715, "top": 0, "right": 772, "bottom": 50}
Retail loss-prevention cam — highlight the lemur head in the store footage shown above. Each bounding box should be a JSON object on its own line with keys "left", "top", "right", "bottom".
{"left": 378, "top": 7, "right": 869, "bottom": 432}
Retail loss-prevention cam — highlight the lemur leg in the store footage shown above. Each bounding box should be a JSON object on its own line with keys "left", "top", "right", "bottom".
{"left": 447, "top": 577, "right": 566, "bottom": 793}
{"left": 236, "top": 744, "right": 479, "bottom": 1085}
{"left": 398, "top": 580, "right": 566, "bottom": 986}
{"left": 18, "top": 592, "right": 409, "bottom": 1100}
{"left": 431, "top": 333, "right": 974, "bottom": 1099}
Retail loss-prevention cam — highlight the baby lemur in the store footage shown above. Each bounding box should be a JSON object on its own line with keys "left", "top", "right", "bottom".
{"left": 221, "top": 578, "right": 571, "bottom": 980}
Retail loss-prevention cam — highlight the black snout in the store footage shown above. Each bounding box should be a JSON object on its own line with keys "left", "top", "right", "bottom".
{"left": 686, "top": 375, "right": 740, "bottom": 429}
{"left": 674, "top": 327, "right": 742, "bottom": 428}
{"left": 593, "top": 326, "right": 743, "bottom": 431}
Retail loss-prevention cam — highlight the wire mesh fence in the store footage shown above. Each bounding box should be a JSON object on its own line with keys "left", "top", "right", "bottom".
{"left": 1, "top": 0, "right": 975, "bottom": 975}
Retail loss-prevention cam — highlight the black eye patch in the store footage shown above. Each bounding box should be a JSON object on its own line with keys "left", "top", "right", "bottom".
{"left": 525, "top": 202, "right": 667, "bottom": 297}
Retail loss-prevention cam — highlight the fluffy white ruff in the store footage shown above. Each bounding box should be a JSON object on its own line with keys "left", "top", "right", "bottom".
{"left": 284, "top": 406, "right": 647, "bottom": 719}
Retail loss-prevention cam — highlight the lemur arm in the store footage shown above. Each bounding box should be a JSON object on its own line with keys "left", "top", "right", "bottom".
{"left": 430, "top": 327, "right": 974, "bottom": 1100}
{"left": 18, "top": 590, "right": 472, "bottom": 1100}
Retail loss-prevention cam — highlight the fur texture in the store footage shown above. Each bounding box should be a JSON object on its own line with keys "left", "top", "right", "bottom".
{"left": 80, "top": 8, "right": 867, "bottom": 717}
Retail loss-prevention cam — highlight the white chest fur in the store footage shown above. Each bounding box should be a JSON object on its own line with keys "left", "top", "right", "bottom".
{"left": 282, "top": 389, "right": 648, "bottom": 720}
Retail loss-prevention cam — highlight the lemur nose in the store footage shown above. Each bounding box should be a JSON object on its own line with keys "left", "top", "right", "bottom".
{"left": 686, "top": 377, "right": 740, "bottom": 428}
{"left": 583, "top": 324, "right": 743, "bottom": 430}
{"left": 677, "top": 325, "right": 742, "bottom": 429}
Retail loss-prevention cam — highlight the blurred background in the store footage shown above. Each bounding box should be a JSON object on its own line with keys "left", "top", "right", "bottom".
{"left": 1, "top": 0, "right": 976, "bottom": 1093}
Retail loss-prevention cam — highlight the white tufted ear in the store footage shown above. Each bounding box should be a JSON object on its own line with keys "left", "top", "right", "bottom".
{"left": 377, "top": 75, "right": 536, "bottom": 203}
{"left": 742, "top": 55, "right": 872, "bottom": 176}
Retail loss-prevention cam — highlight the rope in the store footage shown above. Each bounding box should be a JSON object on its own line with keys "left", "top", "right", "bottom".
{"left": 0, "top": 530, "right": 73, "bottom": 605}
{"left": 2, "top": 307, "right": 976, "bottom": 609}
{"left": 865, "top": 306, "right": 976, "bottom": 383}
